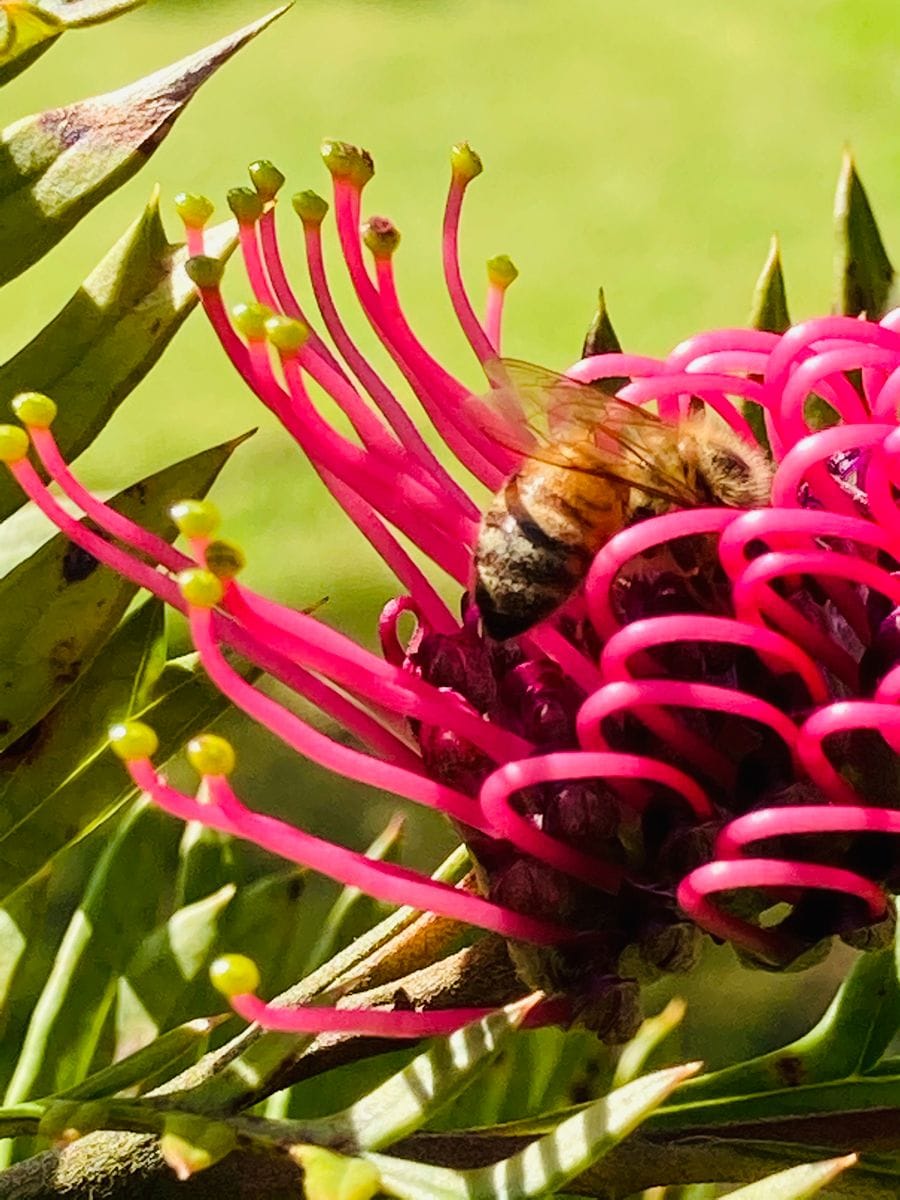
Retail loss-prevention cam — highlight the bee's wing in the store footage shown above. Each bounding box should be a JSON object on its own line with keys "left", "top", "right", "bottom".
{"left": 475, "top": 359, "right": 698, "bottom": 506}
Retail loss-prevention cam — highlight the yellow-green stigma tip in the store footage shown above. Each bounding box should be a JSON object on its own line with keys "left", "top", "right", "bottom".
{"left": 320, "top": 139, "right": 375, "bottom": 187}
{"left": 249, "top": 160, "right": 285, "bottom": 202}
{"left": 232, "top": 302, "right": 273, "bottom": 341}
{"left": 11, "top": 391, "right": 57, "bottom": 429}
{"left": 170, "top": 499, "right": 221, "bottom": 538}
{"left": 210, "top": 954, "right": 260, "bottom": 997}
{"left": 0, "top": 424, "right": 30, "bottom": 463}
{"left": 174, "top": 192, "right": 214, "bottom": 228}
{"left": 187, "top": 733, "right": 236, "bottom": 777}
{"left": 178, "top": 568, "right": 224, "bottom": 609}
{"left": 227, "top": 186, "right": 264, "bottom": 225}
{"left": 205, "top": 538, "right": 246, "bottom": 580}
{"left": 451, "top": 141, "right": 483, "bottom": 182}
{"left": 292, "top": 189, "right": 329, "bottom": 225}
{"left": 487, "top": 254, "right": 518, "bottom": 287}
{"left": 184, "top": 256, "right": 225, "bottom": 290}
{"left": 265, "top": 314, "right": 309, "bottom": 353}
{"left": 362, "top": 216, "right": 400, "bottom": 259}
{"left": 108, "top": 720, "right": 159, "bottom": 762}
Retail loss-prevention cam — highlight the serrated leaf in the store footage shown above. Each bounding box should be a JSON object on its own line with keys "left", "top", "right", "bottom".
{"left": 719, "top": 1154, "right": 857, "bottom": 1199}
{"left": 0, "top": 6, "right": 285, "bottom": 283}
{"left": 61, "top": 1015, "right": 225, "bottom": 1102}
{"left": 0, "top": 3, "right": 62, "bottom": 85}
{"left": 0, "top": 200, "right": 235, "bottom": 523}
{"left": 0, "top": 430, "right": 250, "bottom": 757}
{"left": 750, "top": 234, "right": 790, "bottom": 334}
{"left": 2, "top": 800, "right": 180, "bottom": 1111}
{"left": 368, "top": 1063, "right": 697, "bottom": 1200}
{"left": 834, "top": 150, "right": 895, "bottom": 318}
{"left": 329, "top": 999, "right": 535, "bottom": 1152}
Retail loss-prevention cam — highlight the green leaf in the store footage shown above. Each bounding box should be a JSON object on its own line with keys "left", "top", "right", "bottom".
{"left": 719, "top": 1154, "right": 858, "bottom": 1199}
{"left": 0, "top": 6, "right": 286, "bottom": 284}
{"left": 304, "top": 814, "right": 404, "bottom": 971}
{"left": 834, "top": 149, "right": 895, "bottom": 318}
{"left": 0, "top": 617, "right": 252, "bottom": 904}
{"left": 580, "top": 287, "right": 627, "bottom": 394}
{"left": 750, "top": 234, "right": 790, "bottom": 334}
{"left": 367, "top": 1063, "right": 698, "bottom": 1200}
{"left": 0, "top": 3, "right": 62, "bottom": 85}
{"left": 613, "top": 997, "right": 686, "bottom": 1087}
{"left": 2, "top": 800, "right": 180, "bottom": 1108}
{"left": 0, "top": 429, "right": 250, "bottom": 756}
{"left": 668, "top": 949, "right": 900, "bottom": 1111}
{"left": 328, "top": 998, "right": 535, "bottom": 1152}
{"left": 61, "top": 1015, "right": 225, "bottom": 1102}
{"left": 174, "top": 821, "right": 236, "bottom": 911}
{"left": 40, "top": 0, "right": 148, "bottom": 26}
{"left": 291, "top": 1145, "right": 381, "bottom": 1200}
{"left": 115, "top": 885, "right": 236, "bottom": 1061}
{"left": 0, "top": 198, "right": 236, "bottom": 523}
{"left": 159, "top": 1111, "right": 237, "bottom": 1180}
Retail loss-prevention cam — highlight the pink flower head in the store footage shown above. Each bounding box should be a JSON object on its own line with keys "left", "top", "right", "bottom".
{"left": 5, "top": 141, "right": 900, "bottom": 1041}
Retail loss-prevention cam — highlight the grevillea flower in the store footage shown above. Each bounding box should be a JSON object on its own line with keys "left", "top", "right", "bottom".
{"left": 5, "top": 140, "right": 900, "bottom": 1042}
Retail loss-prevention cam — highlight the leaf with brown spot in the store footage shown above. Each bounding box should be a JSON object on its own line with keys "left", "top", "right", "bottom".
{"left": 0, "top": 430, "right": 252, "bottom": 756}
{"left": 0, "top": 5, "right": 286, "bottom": 282}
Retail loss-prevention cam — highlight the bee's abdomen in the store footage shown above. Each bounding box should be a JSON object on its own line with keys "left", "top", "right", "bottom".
{"left": 474, "top": 474, "right": 600, "bottom": 640}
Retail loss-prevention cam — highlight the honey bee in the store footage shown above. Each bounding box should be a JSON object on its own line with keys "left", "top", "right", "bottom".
{"left": 473, "top": 361, "right": 773, "bottom": 640}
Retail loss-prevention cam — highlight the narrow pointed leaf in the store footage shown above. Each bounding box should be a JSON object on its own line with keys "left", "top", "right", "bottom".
{"left": 368, "top": 1063, "right": 698, "bottom": 1200}
{"left": 174, "top": 821, "right": 235, "bottom": 910}
{"left": 750, "top": 234, "right": 790, "bottom": 333}
{"left": 834, "top": 150, "right": 895, "bottom": 317}
{"left": 43, "top": 0, "right": 148, "bottom": 25}
{"left": 61, "top": 1015, "right": 226, "bottom": 1102}
{"left": 719, "top": 1154, "right": 858, "bottom": 1199}
{"left": 0, "top": 429, "right": 250, "bottom": 755}
{"left": 580, "top": 287, "right": 627, "bottom": 393}
{"left": 305, "top": 814, "right": 404, "bottom": 971}
{"left": 613, "top": 997, "right": 686, "bottom": 1087}
{"left": 0, "top": 201, "right": 235, "bottom": 522}
{"left": 115, "top": 885, "right": 236, "bottom": 1060}
{"left": 2, "top": 800, "right": 180, "bottom": 1107}
{"left": 0, "top": 630, "right": 253, "bottom": 904}
{"left": 0, "top": 3, "right": 61, "bottom": 84}
{"left": 329, "top": 999, "right": 535, "bottom": 1152}
{"left": 0, "top": 6, "right": 286, "bottom": 283}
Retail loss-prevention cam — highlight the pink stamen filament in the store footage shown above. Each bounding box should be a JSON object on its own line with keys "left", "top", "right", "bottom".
{"left": 797, "top": 701, "right": 900, "bottom": 806}
{"left": 716, "top": 804, "right": 900, "bottom": 860}
{"left": 442, "top": 173, "right": 498, "bottom": 368}
{"left": 300, "top": 214, "right": 477, "bottom": 514}
{"left": 230, "top": 992, "right": 495, "bottom": 1037}
{"left": 127, "top": 760, "right": 569, "bottom": 945}
{"left": 484, "top": 279, "right": 506, "bottom": 353}
{"left": 677, "top": 858, "right": 886, "bottom": 961}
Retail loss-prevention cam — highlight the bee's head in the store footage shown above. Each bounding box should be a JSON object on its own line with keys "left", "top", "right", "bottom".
{"left": 691, "top": 426, "right": 774, "bottom": 509}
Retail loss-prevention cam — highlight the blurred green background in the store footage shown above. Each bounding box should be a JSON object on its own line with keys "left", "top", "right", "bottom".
{"left": 4, "top": 0, "right": 900, "bottom": 1067}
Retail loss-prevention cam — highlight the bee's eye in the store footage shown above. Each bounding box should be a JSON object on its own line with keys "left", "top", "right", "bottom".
{"left": 707, "top": 448, "right": 752, "bottom": 483}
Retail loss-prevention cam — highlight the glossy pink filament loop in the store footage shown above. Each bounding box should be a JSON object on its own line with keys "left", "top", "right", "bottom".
{"left": 616, "top": 373, "right": 760, "bottom": 440}
{"left": 716, "top": 804, "right": 900, "bottom": 861}
{"left": 776, "top": 346, "right": 900, "bottom": 444}
{"left": 732, "top": 550, "right": 900, "bottom": 688}
{"left": 565, "top": 353, "right": 666, "bottom": 385}
{"left": 378, "top": 596, "right": 421, "bottom": 666}
{"left": 797, "top": 701, "right": 900, "bottom": 806}
{"left": 480, "top": 752, "right": 709, "bottom": 890}
{"left": 770, "top": 423, "right": 897, "bottom": 514}
{"left": 599, "top": 614, "right": 829, "bottom": 707}
{"left": 677, "top": 858, "right": 887, "bottom": 961}
{"left": 127, "top": 760, "right": 569, "bottom": 945}
{"left": 577, "top": 679, "right": 799, "bottom": 781}
{"left": 586, "top": 508, "right": 737, "bottom": 640}
{"left": 666, "top": 327, "right": 781, "bottom": 371}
